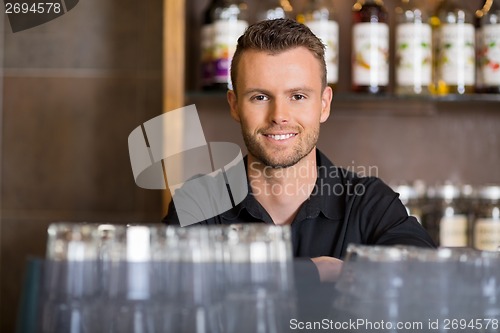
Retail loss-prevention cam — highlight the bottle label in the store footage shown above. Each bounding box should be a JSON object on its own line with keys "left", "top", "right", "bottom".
{"left": 437, "top": 24, "right": 475, "bottom": 85}
{"left": 307, "top": 20, "right": 339, "bottom": 85}
{"left": 474, "top": 218, "right": 500, "bottom": 251}
{"left": 352, "top": 22, "right": 389, "bottom": 86}
{"left": 201, "top": 24, "right": 214, "bottom": 86}
{"left": 478, "top": 24, "right": 500, "bottom": 85}
{"left": 212, "top": 20, "right": 248, "bottom": 86}
{"left": 476, "top": 28, "right": 484, "bottom": 89}
{"left": 439, "top": 215, "right": 468, "bottom": 247}
{"left": 396, "top": 23, "right": 432, "bottom": 87}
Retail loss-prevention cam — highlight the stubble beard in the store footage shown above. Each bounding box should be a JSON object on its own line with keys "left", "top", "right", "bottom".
{"left": 241, "top": 123, "right": 320, "bottom": 169}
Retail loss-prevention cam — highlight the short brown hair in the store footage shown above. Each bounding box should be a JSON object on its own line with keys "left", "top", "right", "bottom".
{"left": 230, "top": 18, "right": 327, "bottom": 93}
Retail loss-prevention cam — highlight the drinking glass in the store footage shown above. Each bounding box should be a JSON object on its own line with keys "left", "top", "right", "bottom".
{"left": 151, "top": 225, "right": 225, "bottom": 333}
{"left": 41, "top": 223, "right": 100, "bottom": 333}
{"left": 102, "top": 225, "right": 160, "bottom": 333}
{"left": 221, "top": 224, "right": 296, "bottom": 333}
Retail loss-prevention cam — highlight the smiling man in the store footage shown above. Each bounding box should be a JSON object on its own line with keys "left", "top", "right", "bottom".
{"left": 165, "top": 19, "right": 434, "bottom": 281}
{"left": 228, "top": 45, "right": 330, "bottom": 227}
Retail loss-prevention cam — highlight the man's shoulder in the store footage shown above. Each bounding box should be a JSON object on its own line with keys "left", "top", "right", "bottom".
{"left": 316, "top": 149, "right": 391, "bottom": 193}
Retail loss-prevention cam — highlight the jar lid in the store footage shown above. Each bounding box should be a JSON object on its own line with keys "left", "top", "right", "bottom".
{"left": 435, "top": 184, "right": 461, "bottom": 200}
{"left": 478, "top": 185, "right": 500, "bottom": 201}
{"left": 393, "top": 184, "right": 420, "bottom": 201}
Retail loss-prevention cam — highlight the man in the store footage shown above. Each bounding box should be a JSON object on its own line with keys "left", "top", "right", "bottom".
{"left": 165, "top": 19, "right": 434, "bottom": 281}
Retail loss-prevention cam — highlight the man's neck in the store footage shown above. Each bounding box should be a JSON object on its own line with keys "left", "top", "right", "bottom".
{"left": 247, "top": 149, "right": 318, "bottom": 225}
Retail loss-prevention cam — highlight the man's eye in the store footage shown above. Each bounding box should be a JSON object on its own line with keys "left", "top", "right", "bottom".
{"left": 291, "top": 94, "right": 306, "bottom": 101}
{"left": 253, "top": 95, "right": 269, "bottom": 101}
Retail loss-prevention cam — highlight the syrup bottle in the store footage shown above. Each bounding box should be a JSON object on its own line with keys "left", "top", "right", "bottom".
{"left": 430, "top": 0, "right": 476, "bottom": 95}
{"left": 352, "top": 0, "right": 389, "bottom": 94}
{"left": 200, "top": 0, "right": 221, "bottom": 90}
{"left": 303, "top": 0, "right": 339, "bottom": 91}
{"left": 212, "top": 0, "right": 249, "bottom": 90}
{"left": 477, "top": 0, "right": 500, "bottom": 93}
{"left": 394, "top": 0, "right": 432, "bottom": 95}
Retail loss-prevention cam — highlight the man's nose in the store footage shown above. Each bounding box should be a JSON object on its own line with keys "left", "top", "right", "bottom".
{"left": 268, "top": 98, "right": 289, "bottom": 124}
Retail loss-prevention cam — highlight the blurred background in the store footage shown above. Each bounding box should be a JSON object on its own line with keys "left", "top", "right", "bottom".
{"left": 1, "top": 0, "right": 499, "bottom": 331}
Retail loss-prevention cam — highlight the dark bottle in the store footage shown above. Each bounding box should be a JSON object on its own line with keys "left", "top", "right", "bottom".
{"left": 477, "top": 0, "right": 500, "bottom": 93}
{"left": 352, "top": 0, "right": 389, "bottom": 94}
{"left": 200, "top": 0, "right": 222, "bottom": 90}
{"left": 475, "top": 0, "right": 488, "bottom": 93}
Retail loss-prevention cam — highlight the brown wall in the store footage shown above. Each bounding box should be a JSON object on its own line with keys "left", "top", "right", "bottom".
{"left": 0, "top": 1, "right": 163, "bottom": 331}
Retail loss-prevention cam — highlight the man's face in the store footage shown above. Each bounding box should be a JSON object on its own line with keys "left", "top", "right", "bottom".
{"left": 228, "top": 47, "right": 332, "bottom": 168}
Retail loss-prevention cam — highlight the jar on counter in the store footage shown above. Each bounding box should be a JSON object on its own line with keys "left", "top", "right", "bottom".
{"left": 427, "top": 184, "right": 470, "bottom": 248}
{"left": 473, "top": 185, "right": 500, "bottom": 251}
{"left": 392, "top": 183, "right": 424, "bottom": 223}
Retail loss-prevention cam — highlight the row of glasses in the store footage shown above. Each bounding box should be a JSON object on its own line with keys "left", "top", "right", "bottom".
{"left": 334, "top": 244, "right": 500, "bottom": 333}
{"left": 34, "top": 222, "right": 295, "bottom": 333}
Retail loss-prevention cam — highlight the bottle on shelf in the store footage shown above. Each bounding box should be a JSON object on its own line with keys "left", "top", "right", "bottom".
{"left": 430, "top": 0, "right": 476, "bottom": 95}
{"left": 351, "top": 0, "right": 390, "bottom": 94}
{"left": 475, "top": 0, "right": 488, "bottom": 94}
{"left": 254, "top": 0, "right": 294, "bottom": 22}
{"left": 200, "top": 0, "right": 221, "bottom": 90}
{"left": 212, "top": 0, "right": 249, "bottom": 91}
{"left": 303, "top": 0, "right": 339, "bottom": 92}
{"left": 476, "top": 0, "right": 500, "bottom": 93}
{"left": 394, "top": 0, "right": 432, "bottom": 95}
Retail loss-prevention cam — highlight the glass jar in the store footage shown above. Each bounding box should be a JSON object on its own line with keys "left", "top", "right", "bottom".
{"left": 474, "top": 185, "right": 500, "bottom": 251}
{"left": 426, "top": 184, "right": 469, "bottom": 248}
{"left": 392, "top": 183, "right": 424, "bottom": 223}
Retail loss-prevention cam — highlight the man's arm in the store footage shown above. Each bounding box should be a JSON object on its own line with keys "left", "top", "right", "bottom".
{"left": 355, "top": 177, "right": 436, "bottom": 248}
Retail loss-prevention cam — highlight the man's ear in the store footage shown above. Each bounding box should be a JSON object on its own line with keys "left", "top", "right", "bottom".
{"left": 227, "top": 90, "right": 241, "bottom": 123}
{"left": 320, "top": 86, "right": 333, "bottom": 123}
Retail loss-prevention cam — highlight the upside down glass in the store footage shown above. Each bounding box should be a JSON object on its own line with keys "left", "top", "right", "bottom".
{"left": 221, "top": 224, "right": 296, "bottom": 333}
{"left": 42, "top": 223, "right": 100, "bottom": 333}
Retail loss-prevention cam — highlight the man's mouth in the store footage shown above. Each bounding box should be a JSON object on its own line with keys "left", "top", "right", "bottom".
{"left": 264, "top": 133, "right": 298, "bottom": 141}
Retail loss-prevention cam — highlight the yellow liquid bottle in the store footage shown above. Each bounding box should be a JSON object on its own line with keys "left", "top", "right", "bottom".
{"left": 430, "top": 0, "right": 476, "bottom": 95}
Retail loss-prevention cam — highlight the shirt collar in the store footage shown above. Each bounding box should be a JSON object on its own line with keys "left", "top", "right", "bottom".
{"left": 221, "top": 149, "right": 345, "bottom": 222}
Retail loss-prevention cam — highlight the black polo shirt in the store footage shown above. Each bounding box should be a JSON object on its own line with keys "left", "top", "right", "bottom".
{"left": 163, "top": 149, "right": 435, "bottom": 259}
